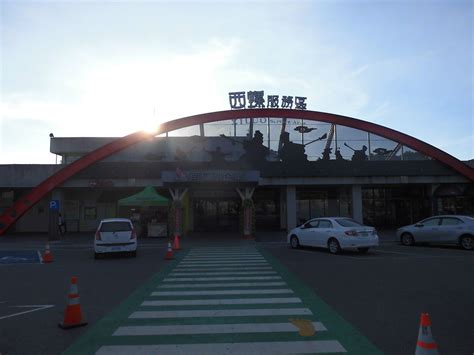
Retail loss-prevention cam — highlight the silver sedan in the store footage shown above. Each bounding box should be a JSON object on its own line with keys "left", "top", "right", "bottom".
{"left": 397, "top": 215, "right": 474, "bottom": 250}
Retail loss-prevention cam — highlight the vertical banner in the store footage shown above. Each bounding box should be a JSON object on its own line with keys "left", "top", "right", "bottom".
{"left": 243, "top": 206, "right": 252, "bottom": 237}
{"left": 174, "top": 206, "right": 182, "bottom": 236}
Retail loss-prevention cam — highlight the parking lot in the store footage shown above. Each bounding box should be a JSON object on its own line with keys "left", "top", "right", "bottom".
{"left": 0, "top": 234, "right": 472, "bottom": 354}
{"left": 264, "top": 242, "right": 474, "bottom": 354}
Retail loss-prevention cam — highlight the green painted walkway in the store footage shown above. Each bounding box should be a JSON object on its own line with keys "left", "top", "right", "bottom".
{"left": 63, "top": 247, "right": 381, "bottom": 354}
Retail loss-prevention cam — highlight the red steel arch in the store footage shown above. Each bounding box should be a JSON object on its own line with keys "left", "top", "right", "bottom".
{"left": 1, "top": 108, "right": 472, "bottom": 235}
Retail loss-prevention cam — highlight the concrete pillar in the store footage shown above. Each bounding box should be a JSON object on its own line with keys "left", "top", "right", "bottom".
{"left": 430, "top": 184, "right": 440, "bottom": 215}
{"left": 286, "top": 186, "right": 296, "bottom": 232}
{"left": 188, "top": 197, "right": 194, "bottom": 232}
{"left": 280, "top": 188, "right": 287, "bottom": 229}
{"left": 351, "top": 185, "right": 363, "bottom": 223}
{"left": 328, "top": 189, "right": 338, "bottom": 216}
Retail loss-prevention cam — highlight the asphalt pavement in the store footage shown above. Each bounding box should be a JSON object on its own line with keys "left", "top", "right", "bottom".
{"left": 0, "top": 231, "right": 472, "bottom": 354}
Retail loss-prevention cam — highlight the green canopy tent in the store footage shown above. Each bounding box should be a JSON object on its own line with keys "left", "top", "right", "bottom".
{"left": 118, "top": 186, "right": 169, "bottom": 207}
{"left": 118, "top": 186, "right": 169, "bottom": 237}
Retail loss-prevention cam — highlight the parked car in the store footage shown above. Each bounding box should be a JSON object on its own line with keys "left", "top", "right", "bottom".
{"left": 397, "top": 215, "right": 474, "bottom": 250}
{"left": 287, "top": 217, "right": 379, "bottom": 254}
{"left": 94, "top": 218, "right": 137, "bottom": 258}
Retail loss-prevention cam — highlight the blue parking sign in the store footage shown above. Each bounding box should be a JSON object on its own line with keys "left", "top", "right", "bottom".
{"left": 49, "top": 200, "right": 59, "bottom": 211}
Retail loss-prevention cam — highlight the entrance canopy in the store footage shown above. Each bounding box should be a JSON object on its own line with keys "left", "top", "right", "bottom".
{"left": 118, "top": 186, "right": 169, "bottom": 207}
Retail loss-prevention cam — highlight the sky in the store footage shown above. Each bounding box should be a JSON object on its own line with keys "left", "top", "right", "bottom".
{"left": 0, "top": 0, "right": 472, "bottom": 164}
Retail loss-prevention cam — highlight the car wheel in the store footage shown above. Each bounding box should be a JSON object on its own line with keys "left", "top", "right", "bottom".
{"left": 328, "top": 238, "right": 341, "bottom": 254}
{"left": 459, "top": 235, "right": 473, "bottom": 250}
{"left": 290, "top": 235, "right": 300, "bottom": 249}
{"left": 357, "top": 247, "right": 370, "bottom": 253}
{"left": 94, "top": 252, "right": 101, "bottom": 259}
{"left": 401, "top": 233, "right": 415, "bottom": 246}
{"left": 130, "top": 250, "right": 137, "bottom": 257}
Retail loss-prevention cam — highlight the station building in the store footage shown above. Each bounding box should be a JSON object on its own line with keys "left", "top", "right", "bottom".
{"left": 0, "top": 109, "right": 473, "bottom": 237}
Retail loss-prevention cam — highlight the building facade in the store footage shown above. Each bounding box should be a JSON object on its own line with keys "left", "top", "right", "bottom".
{"left": 0, "top": 109, "right": 473, "bottom": 236}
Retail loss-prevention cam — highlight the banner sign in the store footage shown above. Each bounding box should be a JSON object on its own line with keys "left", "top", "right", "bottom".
{"left": 162, "top": 170, "right": 260, "bottom": 183}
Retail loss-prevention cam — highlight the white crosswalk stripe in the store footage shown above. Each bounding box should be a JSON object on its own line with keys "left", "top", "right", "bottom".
{"left": 183, "top": 257, "right": 263, "bottom": 260}
{"left": 156, "top": 281, "right": 287, "bottom": 288}
{"left": 142, "top": 297, "right": 302, "bottom": 306}
{"left": 113, "top": 321, "right": 327, "bottom": 336}
{"left": 97, "top": 341, "right": 347, "bottom": 354}
{"left": 178, "top": 261, "right": 268, "bottom": 265}
{"left": 151, "top": 288, "right": 293, "bottom": 296}
{"left": 169, "top": 271, "right": 277, "bottom": 276}
{"left": 92, "top": 247, "right": 350, "bottom": 354}
{"left": 173, "top": 265, "right": 272, "bottom": 270}
{"left": 129, "top": 308, "right": 313, "bottom": 319}
{"left": 164, "top": 276, "right": 281, "bottom": 282}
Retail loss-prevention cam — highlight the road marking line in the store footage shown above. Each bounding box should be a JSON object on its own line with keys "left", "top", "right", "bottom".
{"left": 182, "top": 258, "right": 266, "bottom": 263}
{"left": 129, "top": 307, "right": 313, "bottom": 319}
{"left": 169, "top": 271, "right": 277, "bottom": 276}
{"left": 186, "top": 253, "right": 263, "bottom": 258}
{"left": 176, "top": 263, "right": 269, "bottom": 267}
{"left": 151, "top": 289, "right": 294, "bottom": 296}
{"left": 113, "top": 321, "right": 327, "bottom": 336}
{"left": 185, "top": 256, "right": 263, "bottom": 259}
{"left": 0, "top": 305, "right": 55, "bottom": 320}
{"left": 172, "top": 266, "right": 273, "bottom": 271}
{"left": 157, "top": 282, "right": 287, "bottom": 288}
{"left": 185, "top": 253, "right": 262, "bottom": 256}
{"left": 183, "top": 257, "right": 265, "bottom": 260}
{"left": 96, "top": 340, "right": 347, "bottom": 354}
{"left": 163, "top": 276, "right": 281, "bottom": 282}
{"left": 188, "top": 249, "right": 260, "bottom": 251}
{"left": 173, "top": 265, "right": 273, "bottom": 270}
{"left": 185, "top": 255, "right": 263, "bottom": 258}
{"left": 179, "top": 261, "right": 268, "bottom": 265}
{"left": 141, "top": 297, "right": 302, "bottom": 306}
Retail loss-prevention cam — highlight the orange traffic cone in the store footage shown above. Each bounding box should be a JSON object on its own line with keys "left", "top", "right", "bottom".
{"left": 415, "top": 313, "right": 438, "bottom": 354}
{"left": 172, "top": 234, "right": 181, "bottom": 251}
{"left": 58, "top": 276, "right": 88, "bottom": 329}
{"left": 43, "top": 243, "right": 53, "bottom": 263}
{"left": 165, "top": 242, "right": 174, "bottom": 260}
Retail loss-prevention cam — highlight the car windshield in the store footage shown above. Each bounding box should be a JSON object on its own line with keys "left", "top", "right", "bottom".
{"left": 335, "top": 218, "right": 364, "bottom": 227}
{"left": 100, "top": 222, "right": 132, "bottom": 232}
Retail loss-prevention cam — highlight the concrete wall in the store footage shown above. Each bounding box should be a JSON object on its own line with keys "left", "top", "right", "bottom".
{"left": 0, "top": 165, "right": 61, "bottom": 187}
{"left": 15, "top": 196, "right": 50, "bottom": 232}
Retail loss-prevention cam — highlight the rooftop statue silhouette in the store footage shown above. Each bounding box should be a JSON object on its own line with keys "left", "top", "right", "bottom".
{"left": 279, "top": 131, "right": 308, "bottom": 163}
{"left": 321, "top": 147, "right": 332, "bottom": 161}
{"left": 219, "top": 130, "right": 269, "bottom": 166}
{"left": 174, "top": 147, "right": 188, "bottom": 161}
{"left": 344, "top": 143, "right": 368, "bottom": 161}
{"left": 205, "top": 146, "right": 231, "bottom": 164}
{"left": 373, "top": 147, "right": 394, "bottom": 156}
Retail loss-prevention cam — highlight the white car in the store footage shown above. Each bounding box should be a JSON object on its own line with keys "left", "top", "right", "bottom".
{"left": 397, "top": 215, "right": 474, "bottom": 250}
{"left": 288, "top": 217, "right": 379, "bottom": 254}
{"left": 94, "top": 218, "right": 137, "bottom": 258}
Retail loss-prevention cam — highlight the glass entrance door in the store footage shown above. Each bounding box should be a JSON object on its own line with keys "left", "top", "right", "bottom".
{"left": 193, "top": 198, "right": 239, "bottom": 232}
